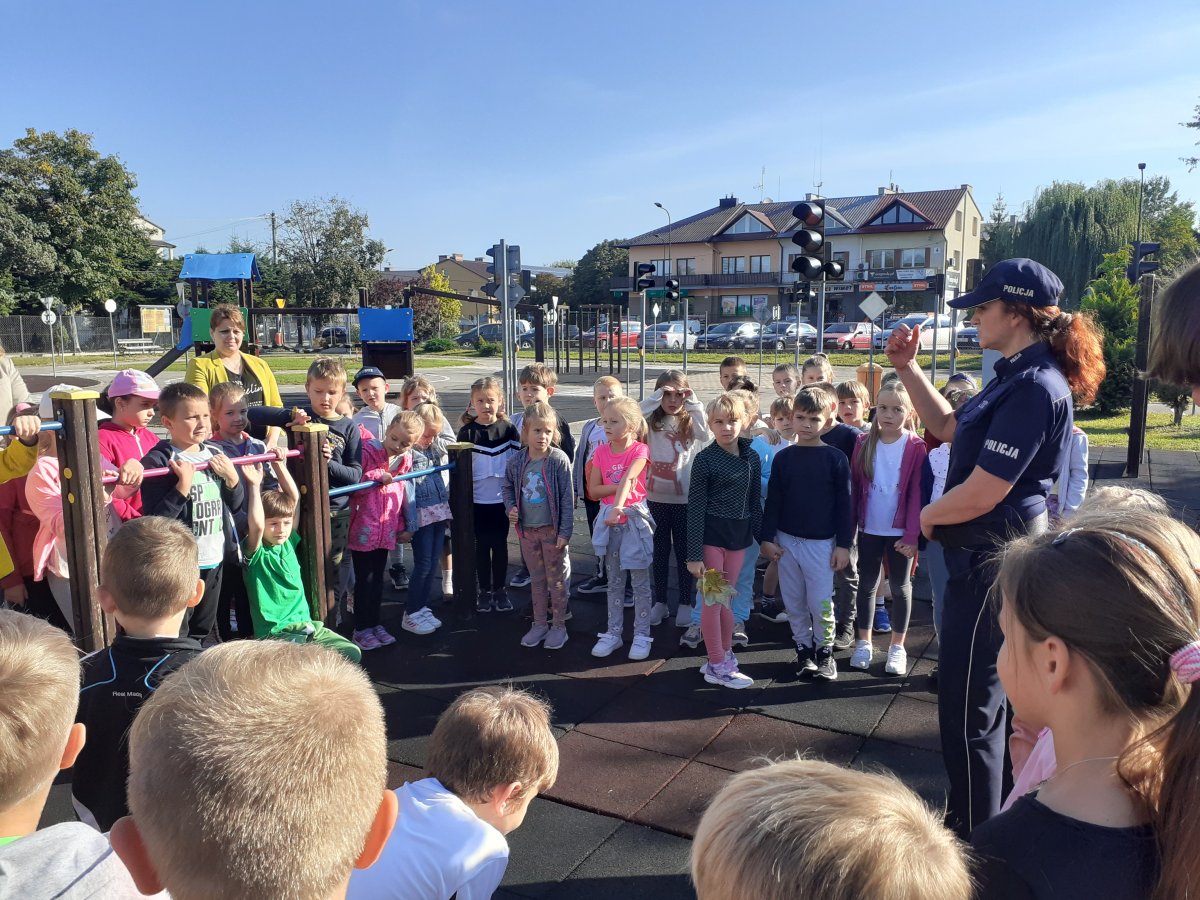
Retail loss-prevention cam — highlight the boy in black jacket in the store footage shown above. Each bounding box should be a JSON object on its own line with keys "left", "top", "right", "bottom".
{"left": 73, "top": 516, "right": 204, "bottom": 832}
{"left": 140, "top": 381, "right": 245, "bottom": 642}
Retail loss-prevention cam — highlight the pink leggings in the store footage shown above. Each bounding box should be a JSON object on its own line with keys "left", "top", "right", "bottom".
{"left": 702, "top": 545, "right": 744, "bottom": 665}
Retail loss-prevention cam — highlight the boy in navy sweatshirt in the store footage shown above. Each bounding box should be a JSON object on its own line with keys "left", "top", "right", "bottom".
{"left": 761, "top": 387, "right": 852, "bottom": 682}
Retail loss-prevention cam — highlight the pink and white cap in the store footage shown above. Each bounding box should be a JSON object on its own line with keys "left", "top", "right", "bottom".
{"left": 108, "top": 369, "right": 160, "bottom": 400}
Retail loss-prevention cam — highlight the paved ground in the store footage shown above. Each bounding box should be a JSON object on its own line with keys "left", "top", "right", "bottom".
{"left": 28, "top": 352, "right": 1200, "bottom": 896}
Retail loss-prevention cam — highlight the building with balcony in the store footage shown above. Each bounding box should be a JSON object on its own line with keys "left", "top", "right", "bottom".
{"left": 614, "top": 185, "right": 982, "bottom": 323}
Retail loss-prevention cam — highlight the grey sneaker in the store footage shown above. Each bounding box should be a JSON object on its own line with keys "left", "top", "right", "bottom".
{"left": 795, "top": 644, "right": 818, "bottom": 678}
{"left": 680, "top": 623, "right": 703, "bottom": 649}
{"left": 544, "top": 625, "right": 569, "bottom": 650}
{"left": 520, "top": 623, "right": 549, "bottom": 647}
{"left": 648, "top": 602, "right": 669, "bottom": 626}
{"left": 814, "top": 648, "right": 838, "bottom": 681}
{"left": 834, "top": 624, "right": 855, "bottom": 651}
{"left": 732, "top": 619, "right": 749, "bottom": 648}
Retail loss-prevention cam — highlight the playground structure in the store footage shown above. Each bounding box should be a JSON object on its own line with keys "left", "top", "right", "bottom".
{"left": 43, "top": 389, "right": 478, "bottom": 652}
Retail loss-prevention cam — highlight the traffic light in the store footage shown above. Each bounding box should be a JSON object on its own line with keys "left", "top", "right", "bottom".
{"left": 966, "top": 258, "right": 985, "bottom": 292}
{"left": 790, "top": 201, "right": 824, "bottom": 279}
{"left": 822, "top": 244, "right": 844, "bottom": 281}
{"left": 664, "top": 278, "right": 680, "bottom": 302}
{"left": 520, "top": 269, "right": 532, "bottom": 293}
{"left": 1127, "top": 241, "right": 1161, "bottom": 285}
{"left": 635, "top": 262, "right": 656, "bottom": 292}
{"left": 507, "top": 245, "right": 521, "bottom": 278}
{"left": 931, "top": 273, "right": 946, "bottom": 294}
{"left": 485, "top": 243, "right": 502, "bottom": 296}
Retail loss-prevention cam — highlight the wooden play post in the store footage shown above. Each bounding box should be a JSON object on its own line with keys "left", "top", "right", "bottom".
{"left": 447, "top": 443, "right": 476, "bottom": 618}
{"left": 52, "top": 390, "right": 110, "bottom": 651}
{"left": 289, "top": 424, "right": 333, "bottom": 621}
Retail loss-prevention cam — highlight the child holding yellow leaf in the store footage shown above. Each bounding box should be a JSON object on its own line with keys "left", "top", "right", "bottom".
{"left": 686, "top": 394, "right": 762, "bottom": 689}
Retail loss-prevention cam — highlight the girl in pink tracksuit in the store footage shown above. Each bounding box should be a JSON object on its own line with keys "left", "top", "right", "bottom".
{"left": 96, "top": 369, "right": 160, "bottom": 524}
{"left": 848, "top": 382, "right": 928, "bottom": 678}
{"left": 348, "top": 411, "right": 418, "bottom": 651}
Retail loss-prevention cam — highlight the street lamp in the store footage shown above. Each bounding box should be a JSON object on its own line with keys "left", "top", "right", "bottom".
{"left": 380, "top": 248, "right": 396, "bottom": 272}
{"left": 655, "top": 202, "right": 679, "bottom": 372}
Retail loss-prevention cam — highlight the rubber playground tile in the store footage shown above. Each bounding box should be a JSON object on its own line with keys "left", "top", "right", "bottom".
{"left": 695, "top": 711, "right": 863, "bottom": 773}
{"left": 631, "top": 760, "right": 732, "bottom": 838}
{"left": 544, "top": 731, "right": 688, "bottom": 820}
{"left": 853, "top": 738, "right": 949, "bottom": 809}
{"left": 638, "top": 651, "right": 775, "bottom": 711}
{"left": 752, "top": 666, "right": 903, "bottom": 737}
{"left": 377, "top": 686, "right": 451, "bottom": 768}
{"left": 873, "top": 694, "right": 943, "bottom": 753}
{"left": 899, "top": 657, "right": 939, "bottom": 705}
{"left": 544, "top": 821, "right": 696, "bottom": 900}
{"left": 386, "top": 760, "right": 424, "bottom": 790}
{"left": 501, "top": 799, "right": 623, "bottom": 898}
{"left": 574, "top": 688, "right": 734, "bottom": 760}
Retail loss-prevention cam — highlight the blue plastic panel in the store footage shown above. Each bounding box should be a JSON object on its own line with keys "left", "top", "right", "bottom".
{"left": 358, "top": 307, "right": 414, "bottom": 342}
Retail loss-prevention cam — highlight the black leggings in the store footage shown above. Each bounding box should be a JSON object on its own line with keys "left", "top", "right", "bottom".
{"left": 474, "top": 502, "right": 510, "bottom": 592}
{"left": 855, "top": 532, "right": 912, "bottom": 634}
{"left": 352, "top": 548, "right": 389, "bottom": 629}
{"left": 648, "top": 500, "right": 692, "bottom": 614}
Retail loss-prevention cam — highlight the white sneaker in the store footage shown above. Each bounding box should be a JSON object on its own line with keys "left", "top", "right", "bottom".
{"left": 591, "top": 633, "right": 624, "bottom": 658}
{"left": 628, "top": 635, "right": 653, "bottom": 661}
{"left": 648, "top": 602, "right": 669, "bottom": 626}
{"left": 702, "top": 660, "right": 754, "bottom": 690}
{"left": 415, "top": 607, "right": 442, "bottom": 629}
{"left": 401, "top": 612, "right": 435, "bottom": 636}
{"left": 884, "top": 643, "right": 908, "bottom": 676}
{"left": 850, "top": 639, "right": 874, "bottom": 671}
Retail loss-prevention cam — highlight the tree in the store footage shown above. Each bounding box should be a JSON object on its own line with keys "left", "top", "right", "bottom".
{"left": 1012, "top": 177, "right": 1197, "bottom": 305}
{"left": 279, "top": 196, "right": 385, "bottom": 306}
{"left": 406, "top": 265, "right": 459, "bottom": 341}
{"left": 569, "top": 239, "right": 627, "bottom": 308}
{"left": 0, "top": 128, "right": 152, "bottom": 314}
{"left": 1183, "top": 98, "right": 1200, "bottom": 171}
{"left": 531, "top": 271, "right": 569, "bottom": 307}
{"left": 1080, "top": 249, "right": 1139, "bottom": 413}
{"left": 980, "top": 192, "right": 1019, "bottom": 268}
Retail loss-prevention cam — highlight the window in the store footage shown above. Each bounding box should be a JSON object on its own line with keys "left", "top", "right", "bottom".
{"left": 648, "top": 259, "right": 670, "bottom": 277}
{"left": 868, "top": 249, "right": 895, "bottom": 269}
{"left": 721, "top": 256, "right": 746, "bottom": 275}
{"left": 972, "top": 216, "right": 979, "bottom": 237}
{"left": 955, "top": 211, "right": 964, "bottom": 231}
{"left": 726, "top": 214, "right": 770, "bottom": 234}
{"left": 675, "top": 258, "right": 696, "bottom": 276}
{"left": 749, "top": 255, "right": 771, "bottom": 273}
{"left": 900, "top": 248, "right": 927, "bottom": 268}
{"left": 867, "top": 202, "right": 928, "bottom": 227}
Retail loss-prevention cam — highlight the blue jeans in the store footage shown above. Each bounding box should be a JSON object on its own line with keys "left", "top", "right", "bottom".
{"left": 691, "top": 540, "right": 757, "bottom": 626}
{"left": 407, "top": 523, "right": 446, "bottom": 614}
{"left": 924, "top": 539, "right": 948, "bottom": 639}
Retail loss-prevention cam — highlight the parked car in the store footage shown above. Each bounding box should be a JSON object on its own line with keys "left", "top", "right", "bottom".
{"left": 820, "top": 322, "right": 877, "bottom": 350}
{"left": 582, "top": 321, "right": 642, "bottom": 350}
{"left": 790, "top": 322, "right": 820, "bottom": 349}
{"left": 455, "top": 320, "right": 532, "bottom": 348}
{"left": 753, "top": 321, "right": 799, "bottom": 350}
{"left": 888, "top": 313, "right": 954, "bottom": 349}
{"left": 697, "top": 321, "right": 758, "bottom": 350}
{"left": 638, "top": 320, "right": 702, "bottom": 350}
{"left": 956, "top": 325, "right": 980, "bottom": 349}
{"left": 518, "top": 324, "right": 580, "bottom": 349}
{"left": 725, "top": 322, "right": 766, "bottom": 350}
{"left": 316, "top": 326, "right": 351, "bottom": 348}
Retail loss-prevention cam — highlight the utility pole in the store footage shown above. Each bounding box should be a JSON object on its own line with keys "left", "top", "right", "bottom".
{"left": 270, "top": 211, "right": 278, "bottom": 266}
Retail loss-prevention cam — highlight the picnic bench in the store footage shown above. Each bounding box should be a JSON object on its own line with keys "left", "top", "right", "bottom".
{"left": 116, "top": 338, "right": 159, "bottom": 354}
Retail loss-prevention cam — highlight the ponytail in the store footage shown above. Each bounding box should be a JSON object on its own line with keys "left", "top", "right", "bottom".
{"left": 1008, "top": 304, "right": 1106, "bottom": 405}
{"left": 1153, "top": 669, "right": 1200, "bottom": 900}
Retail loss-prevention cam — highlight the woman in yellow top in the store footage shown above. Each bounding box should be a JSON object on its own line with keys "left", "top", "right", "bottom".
{"left": 183, "top": 304, "right": 283, "bottom": 439}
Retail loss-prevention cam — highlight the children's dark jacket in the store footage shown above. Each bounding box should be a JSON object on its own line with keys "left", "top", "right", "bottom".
{"left": 821, "top": 422, "right": 859, "bottom": 460}
{"left": 248, "top": 406, "right": 363, "bottom": 510}
{"left": 685, "top": 437, "right": 762, "bottom": 562}
{"left": 762, "top": 443, "right": 854, "bottom": 548}
{"left": 139, "top": 439, "right": 246, "bottom": 560}
{"left": 72, "top": 634, "right": 202, "bottom": 832}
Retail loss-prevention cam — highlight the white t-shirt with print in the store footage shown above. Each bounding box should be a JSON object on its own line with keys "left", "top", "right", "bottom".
{"left": 863, "top": 435, "right": 906, "bottom": 537}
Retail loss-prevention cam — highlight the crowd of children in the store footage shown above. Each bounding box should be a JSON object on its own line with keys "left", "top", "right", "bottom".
{"left": 14, "top": 295, "right": 1200, "bottom": 899}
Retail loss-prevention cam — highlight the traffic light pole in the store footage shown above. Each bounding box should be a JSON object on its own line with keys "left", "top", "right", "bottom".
{"left": 815, "top": 276, "right": 827, "bottom": 357}
{"left": 639, "top": 291, "right": 646, "bottom": 400}
{"left": 1126, "top": 273, "right": 1157, "bottom": 478}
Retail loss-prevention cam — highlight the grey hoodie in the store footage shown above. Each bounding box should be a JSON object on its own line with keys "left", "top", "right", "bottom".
{"left": 0, "top": 822, "right": 161, "bottom": 898}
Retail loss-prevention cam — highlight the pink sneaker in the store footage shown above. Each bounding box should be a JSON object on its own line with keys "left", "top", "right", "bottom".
{"left": 353, "top": 629, "right": 381, "bottom": 651}
{"left": 373, "top": 625, "right": 396, "bottom": 646}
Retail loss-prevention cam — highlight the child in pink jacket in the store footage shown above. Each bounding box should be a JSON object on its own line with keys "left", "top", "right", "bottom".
{"left": 847, "top": 382, "right": 928, "bottom": 678}
{"left": 96, "top": 369, "right": 160, "bottom": 524}
{"left": 347, "top": 412, "right": 418, "bottom": 651}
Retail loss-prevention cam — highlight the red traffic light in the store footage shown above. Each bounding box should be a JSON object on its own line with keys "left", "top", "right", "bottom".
{"left": 792, "top": 201, "right": 824, "bottom": 227}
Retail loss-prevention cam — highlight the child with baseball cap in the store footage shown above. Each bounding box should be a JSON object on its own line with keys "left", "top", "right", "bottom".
{"left": 352, "top": 366, "right": 402, "bottom": 442}
{"left": 97, "top": 369, "right": 160, "bottom": 523}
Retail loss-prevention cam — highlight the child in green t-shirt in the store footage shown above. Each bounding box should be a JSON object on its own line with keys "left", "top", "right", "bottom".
{"left": 241, "top": 450, "right": 361, "bottom": 663}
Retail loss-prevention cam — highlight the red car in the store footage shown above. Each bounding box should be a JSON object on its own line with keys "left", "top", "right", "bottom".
{"left": 582, "top": 322, "right": 642, "bottom": 350}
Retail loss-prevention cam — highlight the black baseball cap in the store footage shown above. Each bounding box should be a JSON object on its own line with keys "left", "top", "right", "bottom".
{"left": 352, "top": 366, "right": 386, "bottom": 386}
{"left": 948, "top": 258, "right": 1064, "bottom": 309}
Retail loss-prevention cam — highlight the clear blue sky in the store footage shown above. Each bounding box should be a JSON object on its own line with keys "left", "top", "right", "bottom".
{"left": 4, "top": 0, "right": 1198, "bottom": 268}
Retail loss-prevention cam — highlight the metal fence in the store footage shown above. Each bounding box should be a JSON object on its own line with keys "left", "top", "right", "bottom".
{"left": 0, "top": 315, "right": 179, "bottom": 357}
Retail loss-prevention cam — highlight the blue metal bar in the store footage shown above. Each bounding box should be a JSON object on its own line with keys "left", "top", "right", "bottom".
{"left": 0, "top": 421, "right": 63, "bottom": 436}
{"left": 328, "top": 462, "right": 455, "bottom": 499}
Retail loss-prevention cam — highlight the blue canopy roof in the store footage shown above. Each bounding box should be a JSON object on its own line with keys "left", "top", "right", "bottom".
{"left": 178, "top": 253, "right": 261, "bottom": 282}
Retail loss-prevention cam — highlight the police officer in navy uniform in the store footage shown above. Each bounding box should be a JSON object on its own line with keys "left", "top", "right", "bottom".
{"left": 886, "top": 258, "right": 1105, "bottom": 837}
